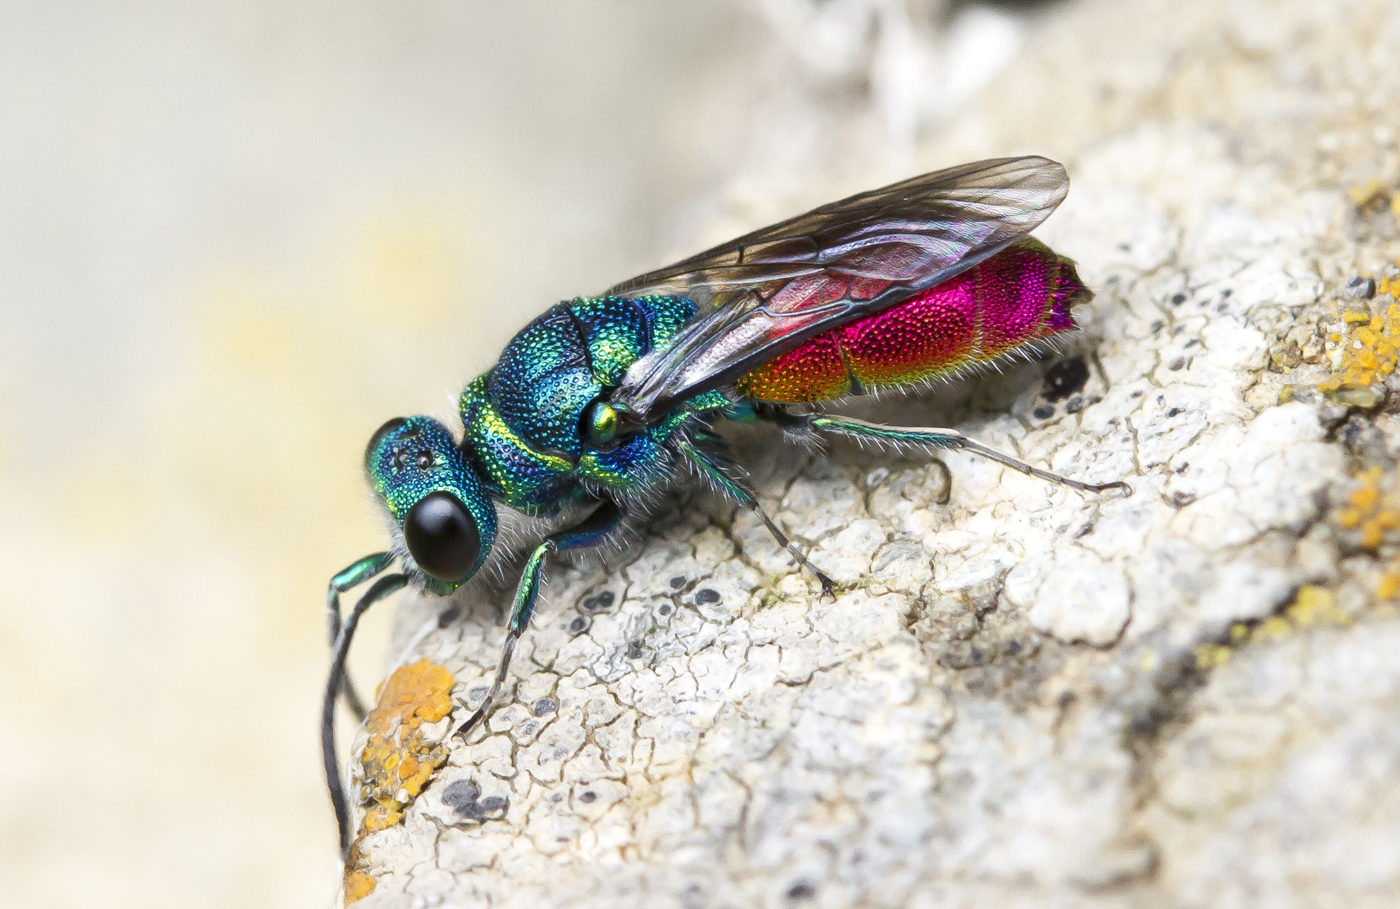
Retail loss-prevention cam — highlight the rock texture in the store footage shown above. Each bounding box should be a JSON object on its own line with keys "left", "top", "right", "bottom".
{"left": 342, "top": 0, "right": 1400, "bottom": 905}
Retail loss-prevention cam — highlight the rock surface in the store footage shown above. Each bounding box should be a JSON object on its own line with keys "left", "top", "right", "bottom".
{"left": 343, "top": 0, "right": 1400, "bottom": 905}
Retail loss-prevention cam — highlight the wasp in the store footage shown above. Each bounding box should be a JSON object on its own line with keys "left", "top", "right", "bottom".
{"left": 322, "top": 156, "right": 1128, "bottom": 856}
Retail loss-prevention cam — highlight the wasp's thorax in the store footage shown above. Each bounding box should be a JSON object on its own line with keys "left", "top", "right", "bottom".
{"left": 365, "top": 415, "right": 497, "bottom": 587}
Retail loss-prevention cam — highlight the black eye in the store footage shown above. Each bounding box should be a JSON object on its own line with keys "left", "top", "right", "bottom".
{"left": 404, "top": 491, "right": 480, "bottom": 583}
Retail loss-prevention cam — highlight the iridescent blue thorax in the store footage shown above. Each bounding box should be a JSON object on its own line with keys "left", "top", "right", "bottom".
{"left": 458, "top": 294, "right": 721, "bottom": 514}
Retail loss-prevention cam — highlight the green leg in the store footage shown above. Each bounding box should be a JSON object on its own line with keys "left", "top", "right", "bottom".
{"left": 677, "top": 438, "right": 835, "bottom": 597}
{"left": 453, "top": 500, "right": 625, "bottom": 739}
{"left": 325, "top": 551, "right": 395, "bottom": 720}
{"left": 789, "top": 412, "right": 1131, "bottom": 495}
{"left": 322, "top": 570, "right": 409, "bottom": 860}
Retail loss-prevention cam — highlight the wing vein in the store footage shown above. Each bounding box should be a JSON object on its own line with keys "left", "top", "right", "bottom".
{"left": 608, "top": 156, "right": 1070, "bottom": 421}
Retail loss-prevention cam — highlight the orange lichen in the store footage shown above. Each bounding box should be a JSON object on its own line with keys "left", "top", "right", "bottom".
{"left": 341, "top": 658, "right": 456, "bottom": 902}
{"left": 344, "top": 871, "right": 376, "bottom": 905}
{"left": 356, "top": 658, "right": 455, "bottom": 834}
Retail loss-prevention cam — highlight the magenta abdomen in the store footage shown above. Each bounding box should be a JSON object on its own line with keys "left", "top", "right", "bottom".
{"left": 737, "top": 238, "right": 1089, "bottom": 403}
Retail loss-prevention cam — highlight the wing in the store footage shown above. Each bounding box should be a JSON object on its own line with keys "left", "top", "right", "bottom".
{"left": 608, "top": 156, "right": 1070, "bottom": 423}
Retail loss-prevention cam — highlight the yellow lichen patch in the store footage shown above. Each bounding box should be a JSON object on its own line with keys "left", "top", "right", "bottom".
{"left": 1194, "top": 642, "right": 1232, "bottom": 670}
{"left": 1318, "top": 298, "right": 1400, "bottom": 399}
{"left": 344, "top": 871, "right": 376, "bottom": 905}
{"left": 1335, "top": 465, "right": 1400, "bottom": 603}
{"left": 1282, "top": 585, "right": 1351, "bottom": 628}
{"left": 1249, "top": 614, "right": 1295, "bottom": 644}
{"left": 1336, "top": 466, "right": 1400, "bottom": 551}
{"left": 1316, "top": 259, "right": 1400, "bottom": 407}
{"left": 1195, "top": 585, "right": 1352, "bottom": 668}
{"left": 357, "top": 659, "right": 455, "bottom": 833}
{"left": 1348, "top": 179, "right": 1389, "bottom": 210}
{"left": 1348, "top": 181, "right": 1400, "bottom": 226}
{"left": 1242, "top": 586, "right": 1350, "bottom": 645}
{"left": 1378, "top": 268, "right": 1400, "bottom": 301}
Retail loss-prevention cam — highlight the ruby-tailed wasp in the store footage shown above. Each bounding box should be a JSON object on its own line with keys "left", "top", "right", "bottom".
{"left": 323, "top": 156, "right": 1128, "bottom": 857}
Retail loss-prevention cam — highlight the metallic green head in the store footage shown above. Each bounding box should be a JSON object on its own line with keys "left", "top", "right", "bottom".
{"left": 365, "top": 416, "right": 497, "bottom": 590}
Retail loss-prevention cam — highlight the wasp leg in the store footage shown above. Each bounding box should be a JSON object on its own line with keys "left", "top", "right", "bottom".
{"left": 454, "top": 499, "right": 625, "bottom": 740}
{"left": 323, "top": 570, "right": 410, "bottom": 860}
{"left": 677, "top": 438, "right": 836, "bottom": 598}
{"left": 787, "top": 412, "right": 1131, "bottom": 496}
{"left": 325, "top": 552, "right": 395, "bottom": 721}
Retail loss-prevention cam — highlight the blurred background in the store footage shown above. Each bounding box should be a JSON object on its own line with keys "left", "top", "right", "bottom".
{"left": 0, "top": 2, "right": 1066, "bottom": 905}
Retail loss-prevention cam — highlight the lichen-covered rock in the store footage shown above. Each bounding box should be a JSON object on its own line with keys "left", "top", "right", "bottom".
{"left": 343, "top": 0, "right": 1400, "bottom": 905}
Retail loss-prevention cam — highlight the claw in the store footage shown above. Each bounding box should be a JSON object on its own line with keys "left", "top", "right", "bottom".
{"left": 453, "top": 703, "right": 490, "bottom": 740}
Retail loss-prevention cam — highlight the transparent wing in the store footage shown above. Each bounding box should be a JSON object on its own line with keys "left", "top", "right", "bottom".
{"left": 608, "top": 156, "right": 1070, "bottom": 422}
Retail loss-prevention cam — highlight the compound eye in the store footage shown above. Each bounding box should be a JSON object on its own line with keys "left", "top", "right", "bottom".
{"left": 403, "top": 491, "right": 480, "bottom": 583}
